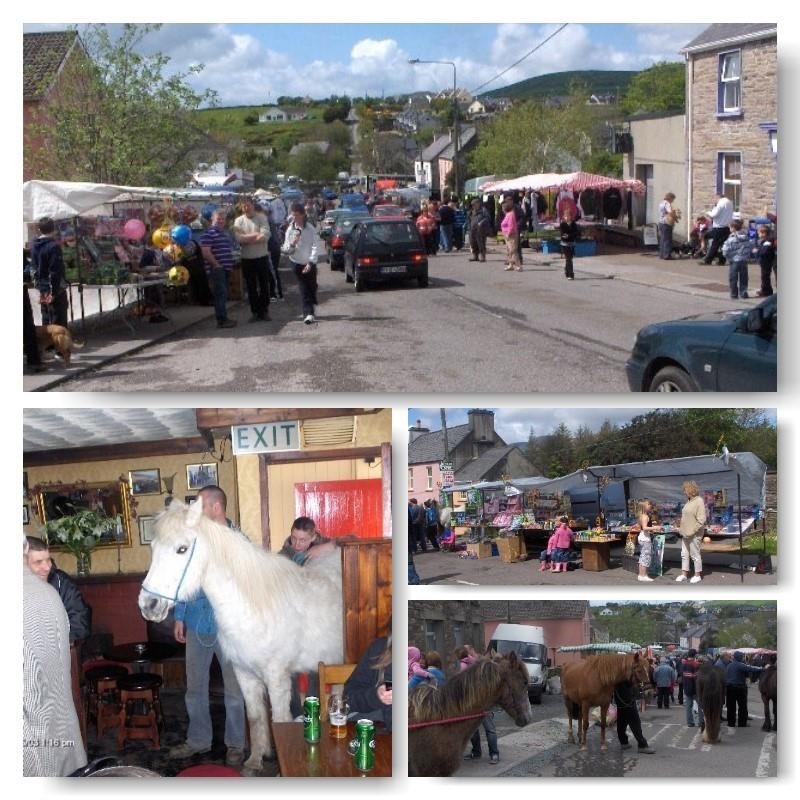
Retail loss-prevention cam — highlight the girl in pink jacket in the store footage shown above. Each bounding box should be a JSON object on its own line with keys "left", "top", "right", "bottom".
{"left": 550, "top": 516, "right": 574, "bottom": 573}
{"left": 500, "top": 199, "right": 522, "bottom": 271}
{"left": 540, "top": 529, "right": 559, "bottom": 572}
{"left": 408, "top": 646, "right": 433, "bottom": 683}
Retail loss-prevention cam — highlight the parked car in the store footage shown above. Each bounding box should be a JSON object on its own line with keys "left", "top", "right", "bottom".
{"left": 320, "top": 208, "right": 361, "bottom": 240}
{"left": 372, "top": 204, "right": 409, "bottom": 219}
{"left": 327, "top": 213, "right": 370, "bottom": 270}
{"left": 340, "top": 192, "right": 368, "bottom": 212}
{"left": 625, "top": 295, "right": 776, "bottom": 391}
{"left": 344, "top": 219, "right": 428, "bottom": 292}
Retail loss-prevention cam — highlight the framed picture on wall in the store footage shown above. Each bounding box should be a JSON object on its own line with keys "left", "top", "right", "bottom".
{"left": 23, "top": 505, "right": 29, "bottom": 525}
{"left": 138, "top": 516, "right": 156, "bottom": 545}
{"left": 129, "top": 468, "right": 161, "bottom": 495}
{"left": 186, "top": 463, "right": 218, "bottom": 491}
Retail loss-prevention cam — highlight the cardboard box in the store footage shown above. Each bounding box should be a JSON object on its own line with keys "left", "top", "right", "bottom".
{"left": 497, "top": 535, "right": 527, "bottom": 563}
{"left": 467, "top": 542, "right": 493, "bottom": 559}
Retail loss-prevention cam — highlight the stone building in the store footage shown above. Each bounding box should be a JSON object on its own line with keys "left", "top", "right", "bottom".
{"left": 408, "top": 601, "right": 484, "bottom": 671}
{"left": 681, "top": 23, "right": 777, "bottom": 223}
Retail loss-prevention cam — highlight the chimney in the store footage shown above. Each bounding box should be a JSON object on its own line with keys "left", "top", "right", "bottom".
{"left": 468, "top": 409, "right": 496, "bottom": 457}
{"left": 408, "top": 419, "right": 430, "bottom": 443}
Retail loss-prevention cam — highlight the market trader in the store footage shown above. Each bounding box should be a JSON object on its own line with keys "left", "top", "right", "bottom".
{"left": 170, "top": 486, "right": 246, "bottom": 766}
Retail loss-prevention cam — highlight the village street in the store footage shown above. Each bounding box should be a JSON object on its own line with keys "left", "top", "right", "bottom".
{"left": 44, "top": 243, "right": 760, "bottom": 393}
{"left": 459, "top": 684, "right": 776, "bottom": 778}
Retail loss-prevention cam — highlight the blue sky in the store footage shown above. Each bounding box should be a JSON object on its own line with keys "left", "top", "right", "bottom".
{"left": 22, "top": 22, "right": 708, "bottom": 105}
{"left": 408, "top": 408, "right": 778, "bottom": 444}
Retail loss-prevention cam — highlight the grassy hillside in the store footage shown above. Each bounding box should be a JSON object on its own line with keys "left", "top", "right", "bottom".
{"left": 485, "top": 70, "right": 639, "bottom": 100}
{"left": 195, "top": 105, "right": 325, "bottom": 148}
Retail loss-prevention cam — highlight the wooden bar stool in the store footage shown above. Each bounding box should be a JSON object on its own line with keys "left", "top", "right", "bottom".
{"left": 116, "top": 672, "right": 163, "bottom": 750}
{"left": 85, "top": 664, "right": 129, "bottom": 738}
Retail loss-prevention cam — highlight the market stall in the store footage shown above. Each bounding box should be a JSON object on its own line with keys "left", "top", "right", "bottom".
{"left": 23, "top": 180, "right": 242, "bottom": 333}
{"left": 441, "top": 452, "right": 768, "bottom": 580}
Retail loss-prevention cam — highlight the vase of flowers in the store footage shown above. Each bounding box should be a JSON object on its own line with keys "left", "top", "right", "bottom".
{"left": 42, "top": 509, "right": 116, "bottom": 576}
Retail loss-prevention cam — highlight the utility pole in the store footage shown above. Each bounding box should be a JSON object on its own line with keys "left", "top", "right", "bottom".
{"left": 440, "top": 408, "right": 449, "bottom": 461}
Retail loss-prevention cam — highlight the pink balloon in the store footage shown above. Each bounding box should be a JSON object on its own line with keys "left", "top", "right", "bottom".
{"left": 123, "top": 218, "right": 146, "bottom": 240}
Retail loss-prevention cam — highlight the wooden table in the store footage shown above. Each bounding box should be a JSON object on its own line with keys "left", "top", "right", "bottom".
{"left": 576, "top": 539, "right": 613, "bottom": 571}
{"left": 272, "top": 721, "right": 391, "bottom": 777}
{"left": 103, "top": 641, "right": 178, "bottom": 672}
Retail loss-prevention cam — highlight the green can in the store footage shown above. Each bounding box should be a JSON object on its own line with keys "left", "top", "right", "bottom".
{"left": 303, "top": 696, "right": 321, "bottom": 743}
{"left": 353, "top": 718, "right": 375, "bottom": 771}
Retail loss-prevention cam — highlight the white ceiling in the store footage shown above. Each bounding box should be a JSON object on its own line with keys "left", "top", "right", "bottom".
{"left": 23, "top": 408, "right": 201, "bottom": 452}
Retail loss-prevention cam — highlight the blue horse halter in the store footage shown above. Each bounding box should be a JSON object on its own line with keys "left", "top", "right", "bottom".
{"left": 141, "top": 538, "right": 198, "bottom": 603}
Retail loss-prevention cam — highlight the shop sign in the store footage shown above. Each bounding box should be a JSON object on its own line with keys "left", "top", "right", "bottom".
{"left": 231, "top": 422, "right": 300, "bottom": 455}
{"left": 643, "top": 224, "right": 659, "bottom": 246}
{"left": 440, "top": 461, "right": 454, "bottom": 487}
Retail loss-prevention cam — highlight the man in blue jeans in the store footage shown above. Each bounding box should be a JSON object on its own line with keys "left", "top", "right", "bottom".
{"left": 169, "top": 486, "right": 246, "bottom": 765}
{"left": 200, "top": 210, "right": 238, "bottom": 329}
{"left": 681, "top": 649, "right": 704, "bottom": 728}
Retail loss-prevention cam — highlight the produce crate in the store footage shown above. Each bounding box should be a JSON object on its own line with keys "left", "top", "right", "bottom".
{"left": 467, "top": 542, "right": 493, "bottom": 559}
{"left": 497, "top": 535, "right": 527, "bottom": 563}
{"left": 622, "top": 554, "right": 638, "bottom": 573}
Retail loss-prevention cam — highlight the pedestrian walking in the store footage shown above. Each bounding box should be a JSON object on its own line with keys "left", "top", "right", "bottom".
{"left": 614, "top": 679, "right": 655, "bottom": 754}
{"left": 468, "top": 199, "right": 490, "bottom": 262}
{"left": 452, "top": 200, "right": 467, "bottom": 251}
{"left": 424, "top": 500, "right": 441, "bottom": 551}
{"left": 658, "top": 192, "right": 678, "bottom": 259}
{"left": 282, "top": 203, "right": 320, "bottom": 325}
{"left": 438, "top": 200, "right": 455, "bottom": 252}
{"left": 721, "top": 217, "right": 751, "bottom": 299}
{"left": 31, "top": 217, "right": 69, "bottom": 327}
{"left": 701, "top": 192, "right": 734, "bottom": 265}
{"left": 559, "top": 208, "right": 579, "bottom": 280}
{"left": 725, "top": 651, "right": 762, "bottom": 727}
{"left": 416, "top": 203, "right": 438, "bottom": 256}
{"left": 501, "top": 199, "right": 522, "bottom": 272}
{"left": 232, "top": 197, "right": 272, "bottom": 323}
{"left": 653, "top": 657, "right": 676, "bottom": 709}
{"left": 680, "top": 649, "right": 704, "bottom": 728}
{"left": 200, "top": 209, "right": 238, "bottom": 329}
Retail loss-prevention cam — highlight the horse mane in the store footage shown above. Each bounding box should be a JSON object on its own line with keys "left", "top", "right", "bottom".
{"left": 583, "top": 653, "right": 634, "bottom": 685}
{"left": 409, "top": 658, "right": 502, "bottom": 723}
{"left": 154, "top": 504, "right": 306, "bottom": 615}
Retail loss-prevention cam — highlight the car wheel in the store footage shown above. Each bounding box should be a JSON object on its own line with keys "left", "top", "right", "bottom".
{"left": 649, "top": 366, "right": 699, "bottom": 392}
{"left": 354, "top": 271, "right": 365, "bottom": 292}
{"left": 417, "top": 274, "right": 429, "bottom": 288}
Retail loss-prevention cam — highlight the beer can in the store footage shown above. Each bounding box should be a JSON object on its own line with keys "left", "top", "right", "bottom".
{"left": 303, "top": 696, "right": 321, "bottom": 743}
{"left": 353, "top": 718, "right": 375, "bottom": 771}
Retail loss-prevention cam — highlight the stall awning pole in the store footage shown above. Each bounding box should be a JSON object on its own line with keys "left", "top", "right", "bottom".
{"left": 738, "top": 472, "right": 744, "bottom": 583}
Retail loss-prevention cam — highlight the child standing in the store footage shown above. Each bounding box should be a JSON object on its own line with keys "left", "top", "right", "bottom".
{"left": 540, "top": 528, "right": 559, "bottom": 571}
{"left": 721, "top": 218, "right": 751, "bottom": 299}
{"left": 754, "top": 225, "right": 776, "bottom": 297}
{"left": 501, "top": 199, "right": 521, "bottom": 271}
{"left": 550, "top": 516, "right": 574, "bottom": 573}
{"left": 408, "top": 646, "right": 433, "bottom": 688}
{"left": 559, "top": 209, "right": 579, "bottom": 280}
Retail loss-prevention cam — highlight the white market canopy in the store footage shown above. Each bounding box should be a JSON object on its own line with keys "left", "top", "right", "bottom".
{"left": 482, "top": 170, "right": 646, "bottom": 196}
{"left": 23, "top": 180, "right": 242, "bottom": 223}
{"left": 559, "top": 642, "right": 642, "bottom": 653}
{"left": 444, "top": 453, "right": 767, "bottom": 507}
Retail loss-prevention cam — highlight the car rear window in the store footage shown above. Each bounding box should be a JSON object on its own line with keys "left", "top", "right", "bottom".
{"left": 362, "top": 222, "right": 419, "bottom": 245}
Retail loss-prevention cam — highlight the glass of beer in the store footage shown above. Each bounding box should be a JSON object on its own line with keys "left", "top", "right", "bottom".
{"left": 327, "top": 694, "right": 349, "bottom": 739}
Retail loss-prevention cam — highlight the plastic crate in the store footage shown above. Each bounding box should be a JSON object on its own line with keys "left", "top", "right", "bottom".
{"left": 574, "top": 239, "right": 597, "bottom": 257}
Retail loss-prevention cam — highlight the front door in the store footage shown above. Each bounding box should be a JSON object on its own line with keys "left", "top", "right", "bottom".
{"left": 294, "top": 479, "right": 383, "bottom": 538}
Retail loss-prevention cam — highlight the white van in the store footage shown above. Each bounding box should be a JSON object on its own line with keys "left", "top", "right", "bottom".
{"left": 488, "top": 623, "right": 549, "bottom": 704}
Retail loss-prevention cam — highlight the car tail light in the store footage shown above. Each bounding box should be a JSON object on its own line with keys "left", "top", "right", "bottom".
{"left": 331, "top": 236, "right": 344, "bottom": 247}
{"left": 411, "top": 253, "right": 425, "bottom": 262}
{"left": 357, "top": 257, "right": 376, "bottom": 266}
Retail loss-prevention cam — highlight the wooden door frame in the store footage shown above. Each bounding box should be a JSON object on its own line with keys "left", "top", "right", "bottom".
{"left": 256, "top": 443, "right": 391, "bottom": 550}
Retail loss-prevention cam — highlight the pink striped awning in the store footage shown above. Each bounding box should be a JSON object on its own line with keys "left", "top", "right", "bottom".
{"left": 481, "top": 171, "right": 646, "bottom": 196}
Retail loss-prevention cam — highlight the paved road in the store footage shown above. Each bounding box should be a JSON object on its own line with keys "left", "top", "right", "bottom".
{"left": 57, "top": 244, "right": 754, "bottom": 393}
{"left": 459, "top": 685, "right": 776, "bottom": 778}
{"left": 411, "top": 546, "right": 777, "bottom": 587}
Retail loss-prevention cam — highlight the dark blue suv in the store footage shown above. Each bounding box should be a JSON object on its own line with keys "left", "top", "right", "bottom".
{"left": 626, "top": 295, "right": 776, "bottom": 392}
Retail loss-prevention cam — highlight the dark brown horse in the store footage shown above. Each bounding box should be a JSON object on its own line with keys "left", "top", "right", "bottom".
{"left": 561, "top": 651, "right": 650, "bottom": 751}
{"left": 759, "top": 659, "right": 777, "bottom": 732}
{"left": 408, "top": 652, "right": 532, "bottom": 776}
{"left": 697, "top": 662, "right": 726, "bottom": 743}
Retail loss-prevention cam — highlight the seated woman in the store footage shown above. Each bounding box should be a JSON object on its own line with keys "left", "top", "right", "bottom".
{"left": 344, "top": 632, "right": 392, "bottom": 731}
{"left": 278, "top": 516, "right": 337, "bottom": 566}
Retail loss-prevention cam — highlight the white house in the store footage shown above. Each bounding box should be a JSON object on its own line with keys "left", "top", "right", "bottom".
{"left": 258, "top": 106, "right": 309, "bottom": 123}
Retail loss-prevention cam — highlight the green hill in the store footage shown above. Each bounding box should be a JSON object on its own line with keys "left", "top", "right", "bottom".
{"left": 484, "top": 70, "right": 639, "bottom": 100}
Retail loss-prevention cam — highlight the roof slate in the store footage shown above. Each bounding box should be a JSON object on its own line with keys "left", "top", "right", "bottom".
{"left": 453, "top": 444, "right": 516, "bottom": 482}
{"left": 23, "top": 31, "right": 78, "bottom": 101}
{"left": 408, "top": 424, "right": 471, "bottom": 465}
{"left": 480, "top": 601, "right": 590, "bottom": 621}
{"left": 682, "top": 23, "right": 776, "bottom": 52}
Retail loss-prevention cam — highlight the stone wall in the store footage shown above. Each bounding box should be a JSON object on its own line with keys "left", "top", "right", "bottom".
{"left": 689, "top": 37, "right": 777, "bottom": 220}
{"left": 408, "top": 600, "right": 484, "bottom": 673}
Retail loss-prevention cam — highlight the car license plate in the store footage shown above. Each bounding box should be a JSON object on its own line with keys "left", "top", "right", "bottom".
{"left": 381, "top": 265, "right": 407, "bottom": 274}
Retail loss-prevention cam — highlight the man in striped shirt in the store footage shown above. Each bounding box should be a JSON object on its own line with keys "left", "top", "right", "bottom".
{"left": 200, "top": 209, "right": 238, "bottom": 329}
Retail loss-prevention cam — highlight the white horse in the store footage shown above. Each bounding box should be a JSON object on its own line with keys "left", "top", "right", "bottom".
{"left": 137, "top": 500, "right": 343, "bottom": 772}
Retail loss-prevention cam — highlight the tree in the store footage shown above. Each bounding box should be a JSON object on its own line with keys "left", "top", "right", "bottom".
{"left": 581, "top": 150, "right": 623, "bottom": 178}
{"left": 620, "top": 61, "right": 685, "bottom": 115}
{"left": 26, "top": 24, "right": 217, "bottom": 185}
{"left": 243, "top": 113, "right": 259, "bottom": 126}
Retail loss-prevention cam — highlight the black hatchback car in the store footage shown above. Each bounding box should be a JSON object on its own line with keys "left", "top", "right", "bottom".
{"left": 625, "top": 294, "right": 777, "bottom": 391}
{"left": 344, "top": 219, "right": 428, "bottom": 291}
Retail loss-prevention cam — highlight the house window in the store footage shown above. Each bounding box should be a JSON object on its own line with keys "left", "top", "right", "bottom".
{"left": 408, "top": 468, "right": 414, "bottom": 492}
{"left": 718, "top": 152, "right": 742, "bottom": 210}
{"left": 425, "top": 620, "right": 443, "bottom": 654}
{"left": 452, "top": 622, "right": 464, "bottom": 648}
{"left": 718, "top": 50, "right": 741, "bottom": 114}
{"left": 426, "top": 466, "right": 433, "bottom": 491}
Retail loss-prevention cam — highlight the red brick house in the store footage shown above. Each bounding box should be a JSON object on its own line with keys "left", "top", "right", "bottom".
{"left": 681, "top": 23, "right": 777, "bottom": 221}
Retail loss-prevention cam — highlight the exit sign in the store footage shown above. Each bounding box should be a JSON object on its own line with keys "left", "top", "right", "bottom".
{"left": 231, "top": 422, "right": 300, "bottom": 455}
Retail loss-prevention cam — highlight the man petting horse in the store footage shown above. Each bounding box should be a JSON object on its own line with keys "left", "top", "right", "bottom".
{"left": 614, "top": 679, "right": 655, "bottom": 754}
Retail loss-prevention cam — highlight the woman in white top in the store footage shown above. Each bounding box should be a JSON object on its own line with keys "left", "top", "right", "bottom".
{"left": 281, "top": 203, "right": 320, "bottom": 324}
{"left": 658, "top": 192, "right": 677, "bottom": 260}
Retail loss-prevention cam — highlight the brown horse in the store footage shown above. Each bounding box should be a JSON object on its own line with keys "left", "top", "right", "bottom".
{"left": 408, "top": 652, "right": 532, "bottom": 776}
{"left": 759, "top": 659, "right": 777, "bottom": 732}
{"left": 561, "top": 651, "right": 650, "bottom": 751}
{"left": 697, "top": 662, "right": 726, "bottom": 743}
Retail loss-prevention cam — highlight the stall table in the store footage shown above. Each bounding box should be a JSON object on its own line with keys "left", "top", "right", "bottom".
{"left": 272, "top": 721, "right": 391, "bottom": 777}
{"left": 575, "top": 536, "right": 620, "bottom": 572}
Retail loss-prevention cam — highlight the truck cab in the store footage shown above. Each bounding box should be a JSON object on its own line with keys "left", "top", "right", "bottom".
{"left": 488, "top": 623, "right": 549, "bottom": 704}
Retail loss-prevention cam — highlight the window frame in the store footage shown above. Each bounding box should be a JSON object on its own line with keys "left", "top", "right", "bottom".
{"left": 717, "top": 49, "right": 742, "bottom": 116}
{"left": 426, "top": 465, "right": 433, "bottom": 491}
{"left": 408, "top": 468, "right": 414, "bottom": 492}
{"left": 717, "top": 151, "right": 743, "bottom": 212}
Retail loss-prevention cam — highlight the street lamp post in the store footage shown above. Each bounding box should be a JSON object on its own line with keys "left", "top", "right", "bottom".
{"left": 409, "top": 58, "right": 459, "bottom": 198}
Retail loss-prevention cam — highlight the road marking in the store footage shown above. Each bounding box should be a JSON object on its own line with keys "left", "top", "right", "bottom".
{"left": 755, "top": 733, "right": 776, "bottom": 777}
{"left": 454, "top": 579, "right": 480, "bottom": 586}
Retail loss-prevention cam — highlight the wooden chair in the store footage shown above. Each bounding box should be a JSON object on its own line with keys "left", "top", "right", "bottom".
{"left": 318, "top": 662, "right": 356, "bottom": 721}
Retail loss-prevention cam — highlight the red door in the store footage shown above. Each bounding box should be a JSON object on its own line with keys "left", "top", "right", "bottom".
{"left": 294, "top": 479, "right": 383, "bottom": 538}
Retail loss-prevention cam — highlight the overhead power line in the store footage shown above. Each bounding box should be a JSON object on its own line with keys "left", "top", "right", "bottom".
{"left": 470, "top": 23, "right": 569, "bottom": 96}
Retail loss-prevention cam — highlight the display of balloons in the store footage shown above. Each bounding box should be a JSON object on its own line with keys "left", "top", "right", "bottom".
{"left": 168, "top": 265, "right": 190, "bottom": 286}
{"left": 201, "top": 202, "right": 218, "bottom": 221}
{"left": 122, "top": 218, "right": 146, "bottom": 240}
{"left": 162, "top": 243, "right": 183, "bottom": 264}
{"left": 147, "top": 203, "right": 166, "bottom": 228}
{"left": 151, "top": 225, "right": 172, "bottom": 250}
{"left": 171, "top": 224, "right": 191, "bottom": 246}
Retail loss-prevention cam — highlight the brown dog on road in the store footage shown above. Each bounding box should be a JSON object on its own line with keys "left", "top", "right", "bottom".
{"left": 35, "top": 325, "right": 83, "bottom": 367}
